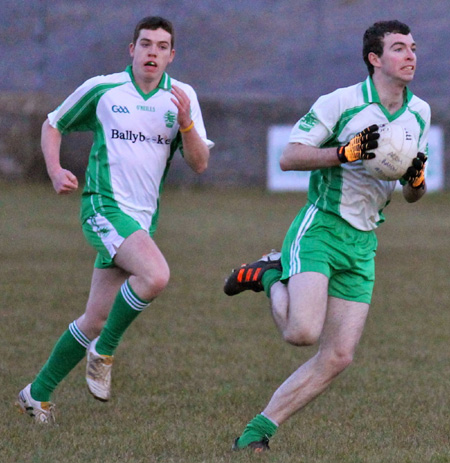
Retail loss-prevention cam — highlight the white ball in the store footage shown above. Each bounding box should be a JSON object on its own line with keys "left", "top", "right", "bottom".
{"left": 363, "top": 123, "right": 417, "bottom": 181}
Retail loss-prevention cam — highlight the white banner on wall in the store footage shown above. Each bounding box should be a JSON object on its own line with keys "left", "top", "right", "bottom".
{"left": 267, "top": 125, "right": 310, "bottom": 191}
{"left": 424, "top": 125, "right": 445, "bottom": 191}
{"left": 267, "top": 125, "right": 445, "bottom": 192}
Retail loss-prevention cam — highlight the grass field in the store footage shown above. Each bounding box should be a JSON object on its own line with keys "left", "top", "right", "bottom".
{"left": 2, "top": 181, "right": 450, "bottom": 463}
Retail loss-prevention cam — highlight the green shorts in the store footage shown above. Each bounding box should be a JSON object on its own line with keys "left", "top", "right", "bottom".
{"left": 82, "top": 206, "right": 146, "bottom": 269}
{"left": 281, "top": 204, "right": 378, "bottom": 304}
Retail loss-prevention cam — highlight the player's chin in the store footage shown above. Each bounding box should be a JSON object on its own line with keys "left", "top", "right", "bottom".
{"left": 399, "top": 72, "right": 415, "bottom": 82}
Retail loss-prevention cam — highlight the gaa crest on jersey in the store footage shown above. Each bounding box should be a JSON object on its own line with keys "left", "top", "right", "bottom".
{"left": 164, "top": 110, "right": 176, "bottom": 128}
{"left": 298, "top": 110, "right": 319, "bottom": 132}
{"left": 111, "top": 105, "right": 130, "bottom": 114}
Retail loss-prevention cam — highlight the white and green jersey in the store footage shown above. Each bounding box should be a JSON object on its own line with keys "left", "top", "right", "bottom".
{"left": 48, "top": 65, "right": 214, "bottom": 233}
{"left": 289, "top": 76, "right": 430, "bottom": 231}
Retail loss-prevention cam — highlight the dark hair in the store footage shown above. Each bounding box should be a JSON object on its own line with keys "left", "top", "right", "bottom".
{"left": 132, "top": 16, "right": 175, "bottom": 48}
{"left": 363, "top": 20, "right": 411, "bottom": 75}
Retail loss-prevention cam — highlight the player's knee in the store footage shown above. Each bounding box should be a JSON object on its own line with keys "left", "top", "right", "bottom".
{"left": 152, "top": 269, "right": 170, "bottom": 294}
{"left": 321, "top": 348, "right": 354, "bottom": 374}
{"left": 140, "top": 266, "right": 170, "bottom": 299}
{"left": 283, "top": 327, "right": 320, "bottom": 346}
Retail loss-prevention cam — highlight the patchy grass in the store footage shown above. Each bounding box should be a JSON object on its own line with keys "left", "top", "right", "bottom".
{"left": 2, "top": 181, "right": 450, "bottom": 462}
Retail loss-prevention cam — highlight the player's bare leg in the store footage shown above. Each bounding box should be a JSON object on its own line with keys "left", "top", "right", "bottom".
{"left": 233, "top": 272, "right": 329, "bottom": 450}
{"left": 113, "top": 229, "right": 170, "bottom": 301}
{"left": 270, "top": 272, "right": 329, "bottom": 345}
{"left": 234, "top": 275, "right": 368, "bottom": 450}
{"left": 77, "top": 266, "right": 129, "bottom": 339}
{"left": 263, "top": 296, "right": 369, "bottom": 424}
{"left": 86, "top": 230, "right": 170, "bottom": 400}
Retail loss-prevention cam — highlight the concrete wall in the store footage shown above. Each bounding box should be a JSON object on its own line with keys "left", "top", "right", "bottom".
{"left": 1, "top": 0, "right": 448, "bottom": 186}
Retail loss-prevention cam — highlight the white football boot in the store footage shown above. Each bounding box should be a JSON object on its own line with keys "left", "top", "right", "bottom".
{"left": 86, "top": 337, "right": 114, "bottom": 401}
{"left": 16, "top": 384, "right": 55, "bottom": 424}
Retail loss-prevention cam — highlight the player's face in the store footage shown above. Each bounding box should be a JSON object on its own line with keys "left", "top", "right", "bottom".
{"left": 373, "top": 33, "right": 417, "bottom": 84}
{"left": 129, "top": 28, "right": 175, "bottom": 90}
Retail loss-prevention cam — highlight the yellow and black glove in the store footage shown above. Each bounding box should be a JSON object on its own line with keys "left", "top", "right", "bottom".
{"left": 402, "top": 152, "right": 427, "bottom": 188}
{"left": 337, "top": 124, "right": 379, "bottom": 163}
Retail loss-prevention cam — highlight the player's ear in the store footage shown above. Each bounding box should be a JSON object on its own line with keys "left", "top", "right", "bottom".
{"left": 129, "top": 42, "right": 135, "bottom": 58}
{"left": 368, "top": 51, "right": 381, "bottom": 69}
{"left": 169, "top": 48, "right": 175, "bottom": 63}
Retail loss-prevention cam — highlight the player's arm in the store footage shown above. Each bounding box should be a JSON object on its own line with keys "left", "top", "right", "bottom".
{"left": 281, "top": 143, "right": 341, "bottom": 171}
{"left": 171, "top": 85, "right": 210, "bottom": 173}
{"left": 402, "top": 152, "right": 427, "bottom": 203}
{"left": 41, "top": 119, "right": 79, "bottom": 194}
{"left": 281, "top": 125, "right": 379, "bottom": 171}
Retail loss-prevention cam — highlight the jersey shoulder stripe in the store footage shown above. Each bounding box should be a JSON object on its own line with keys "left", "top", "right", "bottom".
{"left": 51, "top": 71, "right": 131, "bottom": 133}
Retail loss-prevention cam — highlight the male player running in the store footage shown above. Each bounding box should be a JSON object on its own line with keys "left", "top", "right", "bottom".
{"left": 225, "top": 20, "right": 429, "bottom": 452}
{"left": 17, "top": 16, "right": 213, "bottom": 423}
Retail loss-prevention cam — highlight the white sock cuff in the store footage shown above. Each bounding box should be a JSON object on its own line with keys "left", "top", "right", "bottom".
{"left": 261, "top": 411, "right": 279, "bottom": 427}
{"left": 69, "top": 321, "right": 90, "bottom": 349}
{"left": 121, "top": 280, "right": 152, "bottom": 311}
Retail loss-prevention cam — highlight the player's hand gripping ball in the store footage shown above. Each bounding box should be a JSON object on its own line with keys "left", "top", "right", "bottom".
{"left": 402, "top": 152, "right": 427, "bottom": 188}
{"left": 362, "top": 123, "right": 418, "bottom": 181}
{"left": 337, "top": 125, "right": 379, "bottom": 163}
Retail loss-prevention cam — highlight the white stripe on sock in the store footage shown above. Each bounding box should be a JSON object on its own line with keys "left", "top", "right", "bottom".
{"left": 69, "top": 321, "right": 90, "bottom": 348}
{"left": 121, "top": 281, "right": 150, "bottom": 311}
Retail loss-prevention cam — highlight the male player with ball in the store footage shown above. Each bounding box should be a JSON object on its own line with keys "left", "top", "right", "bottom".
{"left": 16, "top": 16, "right": 213, "bottom": 423}
{"left": 225, "top": 20, "right": 430, "bottom": 452}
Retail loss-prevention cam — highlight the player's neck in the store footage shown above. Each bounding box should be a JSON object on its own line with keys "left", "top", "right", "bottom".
{"left": 135, "top": 78, "right": 159, "bottom": 94}
{"left": 372, "top": 74, "right": 407, "bottom": 114}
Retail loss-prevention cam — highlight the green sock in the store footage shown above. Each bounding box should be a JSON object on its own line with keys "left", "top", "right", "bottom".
{"left": 95, "top": 280, "right": 151, "bottom": 356}
{"left": 30, "top": 321, "right": 90, "bottom": 402}
{"left": 236, "top": 413, "right": 278, "bottom": 449}
{"left": 262, "top": 268, "right": 282, "bottom": 298}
